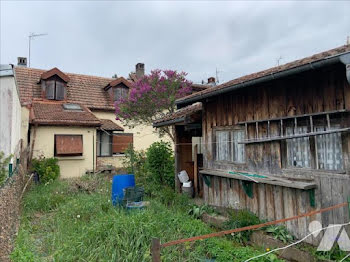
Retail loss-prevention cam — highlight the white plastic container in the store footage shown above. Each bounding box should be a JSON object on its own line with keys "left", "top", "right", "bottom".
{"left": 182, "top": 181, "right": 192, "bottom": 187}
{"left": 177, "top": 170, "right": 189, "bottom": 183}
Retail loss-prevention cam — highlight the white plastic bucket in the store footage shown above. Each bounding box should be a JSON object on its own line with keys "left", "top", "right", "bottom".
{"left": 177, "top": 170, "right": 189, "bottom": 183}
{"left": 182, "top": 181, "right": 192, "bottom": 187}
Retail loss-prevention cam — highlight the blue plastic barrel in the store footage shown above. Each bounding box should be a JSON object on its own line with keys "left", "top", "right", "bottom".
{"left": 111, "top": 174, "right": 135, "bottom": 206}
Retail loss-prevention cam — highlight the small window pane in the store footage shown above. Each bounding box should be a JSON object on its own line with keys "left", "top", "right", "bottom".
{"left": 316, "top": 126, "right": 343, "bottom": 171}
{"left": 231, "top": 130, "right": 245, "bottom": 163}
{"left": 100, "top": 132, "right": 111, "bottom": 156}
{"left": 286, "top": 126, "right": 311, "bottom": 168}
{"left": 216, "top": 131, "right": 229, "bottom": 161}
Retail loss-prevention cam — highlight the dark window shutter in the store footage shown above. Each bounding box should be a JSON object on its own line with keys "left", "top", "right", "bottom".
{"left": 112, "top": 134, "right": 133, "bottom": 153}
{"left": 55, "top": 135, "right": 83, "bottom": 156}
{"left": 46, "top": 80, "right": 55, "bottom": 99}
{"left": 56, "top": 81, "right": 65, "bottom": 100}
{"left": 113, "top": 87, "right": 128, "bottom": 101}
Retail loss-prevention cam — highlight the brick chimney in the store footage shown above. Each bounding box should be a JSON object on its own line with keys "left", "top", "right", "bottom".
{"left": 17, "top": 57, "right": 27, "bottom": 67}
{"left": 136, "top": 63, "right": 145, "bottom": 79}
{"left": 208, "top": 77, "right": 216, "bottom": 86}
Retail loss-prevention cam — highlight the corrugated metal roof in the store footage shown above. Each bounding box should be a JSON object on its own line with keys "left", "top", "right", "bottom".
{"left": 0, "top": 64, "right": 14, "bottom": 77}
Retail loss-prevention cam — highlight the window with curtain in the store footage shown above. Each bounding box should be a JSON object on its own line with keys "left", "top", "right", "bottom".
{"left": 315, "top": 125, "right": 343, "bottom": 171}
{"left": 215, "top": 129, "right": 245, "bottom": 163}
{"left": 286, "top": 126, "right": 311, "bottom": 168}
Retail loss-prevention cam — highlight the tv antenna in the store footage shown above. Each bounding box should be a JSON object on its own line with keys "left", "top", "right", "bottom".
{"left": 276, "top": 56, "right": 283, "bottom": 66}
{"left": 28, "top": 32, "right": 48, "bottom": 67}
{"left": 216, "top": 67, "right": 223, "bottom": 84}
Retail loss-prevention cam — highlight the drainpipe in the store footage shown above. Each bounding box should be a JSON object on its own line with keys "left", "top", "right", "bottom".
{"left": 93, "top": 130, "right": 95, "bottom": 175}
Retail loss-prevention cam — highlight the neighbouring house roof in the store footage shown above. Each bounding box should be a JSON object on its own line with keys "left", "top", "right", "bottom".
{"left": 15, "top": 66, "right": 209, "bottom": 111}
{"left": 0, "top": 64, "right": 14, "bottom": 77}
{"left": 99, "top": 119, "right": 124, "bottom": 131}
{"left": 128, "top": 72, "right": 209, "bottom": 92}
{"left": 104, "top": 77, "right": 133, "bottom": 90}
{"left": 30, "top": 100, "right": 101, "bottom": 127}
{"left": 153, "top": 102, "right": 202, "bottom": 127}
{"left": 15, "top": 67, "right": 117, "bottom": 110}
{"left": 177, "top": 44, "right": 350, "bottom": 106}
{"left": 40, "top": 67, "right": 70, "bottom": 82}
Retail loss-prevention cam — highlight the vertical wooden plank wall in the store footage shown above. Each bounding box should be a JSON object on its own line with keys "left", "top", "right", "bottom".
{"left": 200, "top": 64, "right": 350, "bottom": 245}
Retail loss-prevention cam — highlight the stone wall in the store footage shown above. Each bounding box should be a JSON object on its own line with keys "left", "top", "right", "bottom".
{"left": 0, "top": 152, "right": 29, "bottom": 261}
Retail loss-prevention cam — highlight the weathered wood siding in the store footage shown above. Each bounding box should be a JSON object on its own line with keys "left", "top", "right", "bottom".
{"left": 201, "top": 64, "right": 350, "bottom": 244}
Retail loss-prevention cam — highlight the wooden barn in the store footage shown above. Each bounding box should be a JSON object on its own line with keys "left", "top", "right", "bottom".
{"left": 154, "top": 45, "right": 350, "bottom": 244}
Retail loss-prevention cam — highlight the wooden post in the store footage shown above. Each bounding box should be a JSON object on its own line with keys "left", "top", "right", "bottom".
{"left": 194, "top": 144, "right": 198, "bottom": 196}
{"left": 151, "top": 238, "right": 161, "bottom": 262}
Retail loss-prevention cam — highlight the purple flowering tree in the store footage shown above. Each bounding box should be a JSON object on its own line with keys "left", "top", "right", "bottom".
{"left": 115, "top": 70, "right": 192, "bottom": 141}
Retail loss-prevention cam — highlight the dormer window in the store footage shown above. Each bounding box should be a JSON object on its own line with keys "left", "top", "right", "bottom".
{"left": 113, "top": 86, "right": 128, "bottom": 101}
{"left": 44, "top": 79, "right": 65, "bottom": 100}
{"left": 40, "top": 67, "right": 69, "bottom": 101}
{"left": 104, "top": 77, "right": 131, "bottom": 103}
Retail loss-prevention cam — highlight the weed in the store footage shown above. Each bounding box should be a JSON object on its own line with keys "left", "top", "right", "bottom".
{"left": 12, "top": 177, "right": 284, "bottom": 262}
{"left": 224, "top": 209, "right": 261, "bottom": 244}
{"left": 265, "top": 225, "right": 294, "bottom": 243}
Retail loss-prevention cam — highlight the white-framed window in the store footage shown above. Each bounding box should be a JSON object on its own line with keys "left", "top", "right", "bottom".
{"left": 284, "top": 120, "right": 344, "bottom": 171}
{"left": 216, "top": 131, "right": 230, "bottom": 161}
{"left": 231, "top": 130, "right": 245, "bottom": 163}
{"left": 286, "top": 126, "right": 311, "bottom": 168}
{"left": 215, "top": 128, "right": 245, "bottom": 163}
{"left": 315, "top": 126, "right": 343, "bottom": 171}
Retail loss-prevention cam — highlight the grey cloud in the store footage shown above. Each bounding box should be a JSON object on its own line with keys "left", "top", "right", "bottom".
{"left": 1, "top": 1, "right": 349, "bottom": 84}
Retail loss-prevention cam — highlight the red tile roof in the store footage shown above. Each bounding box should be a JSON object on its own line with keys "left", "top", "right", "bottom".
{"left": 104, "top": 77, "right": 132, "bottom": 90}
{"left": 40, "top": 67, "right": 70, "bottom": 82}
{"left": 15, "top": 67, "right": 117, "bottom": 110}
{"left": 177, "top": 45, "right": 350, "bottom": 105}
{"left": 30, "top": 100, "right": 101, "bottom": 127}
{"left": 153, "top": 102, "right": 202, "bottom": 127}
{"left": 99, "top": 119, "right": 124, "bottom": 131}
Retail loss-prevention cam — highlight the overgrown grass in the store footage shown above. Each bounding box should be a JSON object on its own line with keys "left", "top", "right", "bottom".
{"left": 11, "top": 176, "right": 282, "bottom": 262}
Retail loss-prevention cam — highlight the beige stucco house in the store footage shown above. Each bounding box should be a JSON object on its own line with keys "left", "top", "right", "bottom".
{"left": 14, "top": 62, "right": 174, "bottom": 178}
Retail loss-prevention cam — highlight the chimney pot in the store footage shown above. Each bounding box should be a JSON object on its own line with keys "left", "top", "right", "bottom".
{"left": 208, "top": 77, "right": 216, "bottom": 86}
{"left": 17, "top": 57, "right": 27, "bottom": 67}
{"left": 136, "top": 63, "right": 145, "bottom": 79}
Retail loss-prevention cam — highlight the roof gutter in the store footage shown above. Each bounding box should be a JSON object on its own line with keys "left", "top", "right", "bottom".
{"left": 153, "top": 117, "right": 185, "bottom": 128}
{"left": 177, "top": 52, "right": 350, "bottom": 106}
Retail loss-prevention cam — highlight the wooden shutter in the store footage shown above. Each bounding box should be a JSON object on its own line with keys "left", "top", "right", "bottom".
{"left": 56, "top": 81, "right": 65, "bottom": 100}
{"left": 55, "top": 135, "right": 83, "bottom": 156}
{"left": 112, "top": 134, "right": 133, "bottom": 154}
{"left": 46, "top": 80, "right": 55, "bottom": 99}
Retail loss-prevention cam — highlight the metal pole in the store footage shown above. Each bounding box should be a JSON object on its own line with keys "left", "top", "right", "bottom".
{"left": 28, "top": 35, "right": 31, "bottom": 67}
{"left": 151, "top": 238, "right": 161, "bottom": 262}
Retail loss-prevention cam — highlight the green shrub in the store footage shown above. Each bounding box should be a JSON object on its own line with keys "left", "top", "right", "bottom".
{"left": 145, "top": 141, "right": 174, "bottom": 188}
{"left": 224, "top": 209, "right": 261, "bottom": 244}
{"left": 32, "top": 157, "right": 60, "bottom": 183}
{"left": 123, "top": 144, "right": 147, "bottom": 184}
{"left": 0, "top": 151, "right": 12, "bottom": 186}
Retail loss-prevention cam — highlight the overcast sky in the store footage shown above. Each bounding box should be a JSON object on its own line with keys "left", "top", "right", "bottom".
{"left": 1, "top": 1, "right": 349, "bottom": 84}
